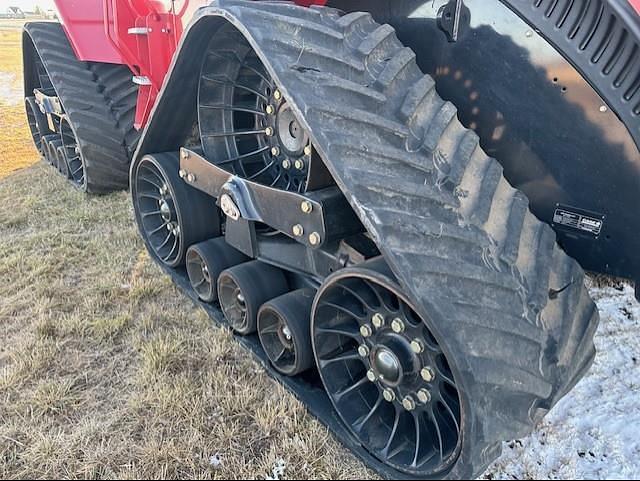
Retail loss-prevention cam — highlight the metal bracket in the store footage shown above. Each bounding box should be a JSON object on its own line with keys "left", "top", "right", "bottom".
{"left": 34, "top": 88, "right": 63, "bottom": 116}
{"left": 437, "top": 0, "right": 469, "bottom": 42}
{"left": 179, "top": 148, "right": 359, "bottom": 249}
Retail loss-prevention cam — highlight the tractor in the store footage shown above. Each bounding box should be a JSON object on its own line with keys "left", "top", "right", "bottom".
{"left": 22, "top": 0, "right": 640, "bottom": 478}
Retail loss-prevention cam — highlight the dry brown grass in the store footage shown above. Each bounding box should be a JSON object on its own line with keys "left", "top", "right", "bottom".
{"left": 0, "top": 164, "right": 372, "bottom": 479}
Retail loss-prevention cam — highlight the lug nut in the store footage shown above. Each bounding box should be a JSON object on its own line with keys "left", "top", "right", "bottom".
{"left": 421, "top": 366, "right": 436, "bottom": 383}
{"left": 366, "top": 370, "right": 377, "bottom": 382}
{"left": 308, "top": 232, "right": 321, "bottom": 246}
{"left": 358, "top": 345, "right": 370, "bottom": 358}
{"left": 304, "top": 145, "right": 313, "bottom": 156}
{"left": 265, "top": 104, "right": 275, "bottom": 114}
{"left": 282, "top": 159, "right": 291, "bottom": 169}
{"left": 265, "top": 127, "right": 274, "bottom": 136}
{"left": 383, "top": 388, "right": 396, "bottom": 402}
{"left": 294, "top": 159, "right": 305, "bottom": 170}
{"left": 410, "top": 339, "right": 424, "bottom": 354}
{"left": 274, "top": 89, "right": 282, "bottom": 100}
{"left": 271, "top": 146, "right": 281, "bottom": 156}
{"left": 417, "top": 389, "right": 432, "bottom": 404}
{"left": 372, "top": 313, "right": 385, "bottom": 329}
{"left": 402, "top": 396, "right": 416, "bottom": 411}
{"left": 292, "top": 224, "right": 304, "bottom": 237}
{"left": 300, "top": 201, "right": 313, "bottom": 214}
{"left": 391, "top": 318, "right": 405, "bottom": 333}
{"left": 359, "top": 324, "right": 373, "bottom": 338}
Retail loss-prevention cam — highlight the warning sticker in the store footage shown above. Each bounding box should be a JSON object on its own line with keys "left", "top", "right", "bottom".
{"left": 553, "top": 206, "right": 604, "bottom": 237}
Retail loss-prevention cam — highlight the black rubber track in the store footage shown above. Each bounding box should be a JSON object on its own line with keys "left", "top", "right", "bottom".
{"left": 134, "top": 2, "right": 600, "bottom": 478}
{"left": 23, "top": 22, "right": 138, "bottom": 193}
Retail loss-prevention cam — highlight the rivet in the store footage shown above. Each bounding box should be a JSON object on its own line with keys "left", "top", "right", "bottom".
{"left": 391, "top": 318, "right": 405, "bottom": 333}
{"left": 372, "top": 313, "right": 385, "bottom": 329}
{"left": 301, "top": 201, "right": 313, "bottom": 214}
{"left": 366, "top": 370, "right": 377, "bottom": 382}
{"left": 410, "top": 339, "right": 424, "bottom": 354}
{"left": 359, "top": 324, "right": 373, "bottom": 338}
{"left": 383, "top": 389, "right": 396, "bottom": 402}
{"left": 402, "top": 396, "right": 416, "bottom": 411}
{"left": 417, "top": 389, "right": 432, "bottom": 404}
{"left": 599, "top": 105, "right": 608, "bottom": 113}
{"left": 292, "top": 224, "right": 304, "bottom": 237}
{"left": 308, "top": 232, "right": 321, "bottom": 246}
{"left": 421, "top": 366, "right": 436, "bottom": 383}
{"left": 358, "top": 345, "right": 370, "bottom": 358}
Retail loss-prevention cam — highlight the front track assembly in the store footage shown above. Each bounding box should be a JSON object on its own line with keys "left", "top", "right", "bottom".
{"left": 131, "top": 2, "right": 600, "bottom": 479}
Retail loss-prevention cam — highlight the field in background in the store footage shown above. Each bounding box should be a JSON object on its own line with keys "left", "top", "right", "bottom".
{"left": 0, "top": 14, "right": 639, "bottom": 481}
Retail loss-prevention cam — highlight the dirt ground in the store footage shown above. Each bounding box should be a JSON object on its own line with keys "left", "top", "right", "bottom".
{"left": 0, "top": 14, "right": 638, "bottom": 481}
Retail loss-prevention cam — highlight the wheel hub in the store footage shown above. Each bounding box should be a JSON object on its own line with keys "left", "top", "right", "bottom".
{"left": 276, "top": 103, "right": 308, "bottom": 157}
{"left": 159, "top": 199, "right": 172, "bottom": 222}
{"left": 372, "top": 346, "right": 402, "bottom": 385}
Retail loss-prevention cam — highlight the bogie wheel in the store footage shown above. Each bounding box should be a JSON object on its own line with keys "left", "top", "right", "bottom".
{"left": 258, "top": 288, "right": 315, "bottom": 376}
{"left": 312, "top": 259, "right": 462, "bottom": 478}
{"left": 186, "top": 237, "right": 249, "bottom": 303}
{"left": 56, "top": 145, "right": 70, "bottom": 178}
{"left": 217, "top": 260, "right": 289, "bottom": 335}
{"left": 60, "top": 117, "right": 85, "bottom": 188}
{"left": 132, "top": 152, "right": 221, "bottom": 268}
{"left": 41, "top": 134, "right": 58, "bottom": 166}
{"left": 25, "top": 97, "right": 47, "bottom": 155}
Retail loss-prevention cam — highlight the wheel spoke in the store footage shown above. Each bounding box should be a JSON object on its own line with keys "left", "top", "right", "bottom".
{"left": 318, "top": 350, "right": 361, "bottom": 366}
{"left": 202, "top": 128, "right": 267, "bottom": 138}
{"left": 316, "top": 322, "right": 361, "bottom": 340}
{"left": 333, "top": 375, "right": 369, "bottom": 401}
{"left": 201, "top": 74, "right": 269, "bottom": 100}
{"left": 353, "top": 392, "right": 383, "bottom": 431}
{"left": 162, "top": 235, "right": 180, "bottom": 263}
{"left": 200, "top": 104, "right": 267, "bottom": 116}
{"left": 382, "top": 405, "right": 402, "bottom": 457}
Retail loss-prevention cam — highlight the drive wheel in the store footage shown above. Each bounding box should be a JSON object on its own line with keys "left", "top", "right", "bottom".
{"left": 312, "top": 260, "right": 462, "bottom": 478}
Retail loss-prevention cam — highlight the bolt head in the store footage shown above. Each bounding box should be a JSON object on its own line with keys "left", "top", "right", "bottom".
{"left": 417, "top": 389, "right": 432, "bottom": 404}
{"left": 266, "top": 104, "right": 275, "bottom": 115}
{"left": 372, "top": 313, "right": 385, "bottom": 328}
{"left": 359, "top": 324, "right": 373, "bottom": 338}
{"left": 294, "top": 159, "right": 305, "bottom": 170}
{"left": 391, "top": 318, "right": 405, "bottom": 334}
{"left": 178, "top": 169, "right": 187, "bottom": 179}
{"left": 402, "top": 396, "right": 416, "bottom": 411}
{"left": 420, "top": 366, "right": 436, "bottom": 383}
{"left": 187, "top": 173, "right": 196, "bottom": 183}
{"left": 366, "top": 370, "right": 377, "bottom": 382}
{"left": 300, "top": 201, "right": 313, "bottom": 214}
{"left": 274, "top": 90, "right": 282, "bottom": 100}
{"left": 410, "top": 339, "right": 424, "bottom": 354}
{"left": 308, "top": 232, "right": 321, "bottom": 246}
{"left": 282, "top": 159, "right": 291, "bottom": 169}
{"left": 271, "top": 147, "right": 281, "bottom": 157}
{"left": 304, "top": 145, "right": 312, "bottom": 156}
{"left": 358, "top": 345, "right": 370, "bottom": 358}
{"left": 383, "top": 388, "right": 396, "bottom": 402}
{"left": 181, "top": 150, "right": 189, "bottom": 160}
{"left": 292, "top": 224, "right": 304, "bottom": 237}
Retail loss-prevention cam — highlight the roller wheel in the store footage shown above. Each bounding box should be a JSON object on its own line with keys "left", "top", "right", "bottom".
{"left": 25, "top": 96, "right": 46, "bottom": 155}
{"left": 217, "top": 260, "right": 289, "bottom": 335}
{"left": 55, "top": 146, "right": 70, "bottom": 178}
{"left": 258, "top": 288, "right": 315, "bottom": 376}
{"left": 186, "top": 237, "right": 249, "bottom": 303}
{"left": 131, "top": 152, "right": 221, "bottom": 268}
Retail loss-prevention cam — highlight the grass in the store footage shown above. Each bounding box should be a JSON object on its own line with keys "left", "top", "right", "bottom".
{"left": 0, "top": 20, "right": 371, "bottom": 480}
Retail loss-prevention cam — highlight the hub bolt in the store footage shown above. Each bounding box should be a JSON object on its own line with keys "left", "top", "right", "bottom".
{"left": 391, "top": 318, "right": 405, "bottom": 333}
{"left": 308, "top": 232, "right": 321, "bottom": 246}
{"left": 402, "top": 396, "right": 416, "bottom": 411}
{"left": 292, "top": 224, "right": 304, "bottom": 237}
{"left": 300, "top": 201, "right": 313, "bottom": 214}
{"left": 304, "top": 145, "right": 313, "bottom": 156}
{"left": 265, "top": 104, "right": 275, "bottom": 115}
{"left": 294, "top": 159, "right": 305, "bottom": 170}
{"left": 372, "top": 313, "right": 385, "bottom": 329}
{"left": 265, "top": 127, "right": 274, "bottom": 137}
{"left": 359, "top": 324, "right": 373, "bottom": 338}
{"left": 410, "top": 339, "right": 425, "bottom": 354}
{"left": 271, "top": 147, "right": 281, "bottom": 157}
{"left": 417, "top": 389, "right": 432, "bottom": 404}
{"left": 383, "top": 388, "right": 396, "bottom": 403}
{"left": 282, "top": 159, "right": 292, "bottom": 169}
{"left": 358, "top": 345, "right": 370, "bottom": 358}
{"left": 274, "top": 90, "right": 282, "bottom": 100}
{"left": 366, "top": 370, "right": 377, "bottom": 382}
{"left": 421, "top": 366, "right": 436, "bottom": 383}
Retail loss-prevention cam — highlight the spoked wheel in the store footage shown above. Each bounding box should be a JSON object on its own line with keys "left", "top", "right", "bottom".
{"left": 258, "top": 288, "right": 315, "bottom": 376}
{"left": 198, "top": 25, "right": 314, "bottom": 193}
{"left": 60, "top": 117, "right": 85, "bottom": 188}
{"left": 186, "top": 238, "right": 249, "bottom": 303}
{"left": 132, "top": 152, "right": 221, "bottom": 268}
{"left": 217, "top": 260, "right": 289, "bottom": 335}
{"left": 56, "top": 145, "right": 70, "bottom": 178}
{"left": 312, "top": 260, "right": 462, "bottom": 478}
{"left": 25, "top": 97, "right": 46, "bottom": 155}
{"left": 41, "top": 135, "right": 58, "bottom": 166}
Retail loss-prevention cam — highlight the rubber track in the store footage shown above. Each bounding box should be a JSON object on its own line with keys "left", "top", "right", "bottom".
{"left": 23, "top": 22, "right": 138, "bottom": 193}
{"left": 187, "top": 2, "right": 601, "bottom": 478}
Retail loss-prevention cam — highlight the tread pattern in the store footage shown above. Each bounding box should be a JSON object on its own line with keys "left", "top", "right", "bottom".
{"left": 23, "top": 22, "right": 138, "bottom": 193}
{"left": 141, "top": 2, "right": 601, "bottom": 478}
